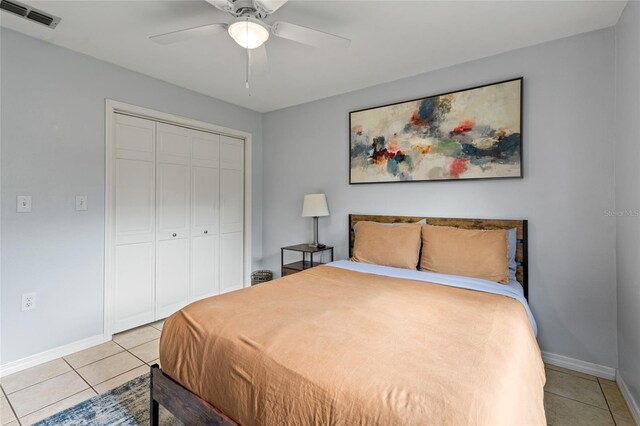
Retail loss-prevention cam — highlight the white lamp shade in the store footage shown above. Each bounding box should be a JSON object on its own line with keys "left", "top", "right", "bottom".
{"left": 302, "top": 193, "right": 329, "bottom": 217}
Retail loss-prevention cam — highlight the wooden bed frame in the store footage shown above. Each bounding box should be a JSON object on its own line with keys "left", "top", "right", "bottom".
{"left": 349, "top": 214, "right": 529, "bottom": 298}
{"left": 150, "top": 214, "right": 530, "bottom": 425}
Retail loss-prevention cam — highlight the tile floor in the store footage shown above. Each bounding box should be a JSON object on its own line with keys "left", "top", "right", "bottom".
{"left": 1, "top": 325, "right": 637, "bottom": 426}
{"left": 0, "top": 320, "right": 163, "bottom": 426}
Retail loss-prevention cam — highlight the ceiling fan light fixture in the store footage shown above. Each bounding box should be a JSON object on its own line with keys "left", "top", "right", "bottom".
{"left": 228, "top": 17, "right": 269, "bottom": 49}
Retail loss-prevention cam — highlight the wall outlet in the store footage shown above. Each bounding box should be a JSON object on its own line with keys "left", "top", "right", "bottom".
{"left": 22, "top": 293, "right": 36, "bottom": 311}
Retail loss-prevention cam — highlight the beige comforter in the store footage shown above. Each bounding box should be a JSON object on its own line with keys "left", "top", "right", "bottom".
{"left": 160, "top": 265, "right": 546, "bottom": 425}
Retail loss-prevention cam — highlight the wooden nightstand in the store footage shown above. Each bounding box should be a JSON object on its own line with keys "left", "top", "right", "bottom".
{"left": 281, "top": 244, "right": 334, "bottom": 277}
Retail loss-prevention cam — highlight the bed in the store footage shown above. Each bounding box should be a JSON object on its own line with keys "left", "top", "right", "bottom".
{"left": 150, "top": 215, "right": 545, "bottom": 426}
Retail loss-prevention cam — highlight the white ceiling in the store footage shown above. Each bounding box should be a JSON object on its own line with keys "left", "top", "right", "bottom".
{"left": 0, "top": 1, "right": 627, "bottom": 112}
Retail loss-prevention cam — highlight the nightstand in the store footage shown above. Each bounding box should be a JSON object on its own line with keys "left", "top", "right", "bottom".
{"left": 281, "top": 244, "right": 334, "bottom": 277}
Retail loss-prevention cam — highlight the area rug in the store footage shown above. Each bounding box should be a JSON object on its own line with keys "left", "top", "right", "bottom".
{"left": 34, "top": 373, "right": 182, "bottom": 425}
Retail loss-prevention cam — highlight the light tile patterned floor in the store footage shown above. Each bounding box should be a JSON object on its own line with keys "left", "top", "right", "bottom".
{"left": 0, "top": 323, "right": 636, "bottom": 425}
{"left": 0, "top": 320, "right": 163, "bottom": 426}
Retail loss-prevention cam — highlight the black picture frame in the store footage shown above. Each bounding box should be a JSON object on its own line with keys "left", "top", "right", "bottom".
{"left": 348, "top": 77, "right": 524, "bottom": 184}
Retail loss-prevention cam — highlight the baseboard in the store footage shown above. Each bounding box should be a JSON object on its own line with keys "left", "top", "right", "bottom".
{"left": 542, "top": 351, "right": 616, "bottom": 380}
{"left": 0, "top": 334, "right": 107, "bottom": 377}
{"left": 617, "top": 372, "right": 640, "bottom": 425}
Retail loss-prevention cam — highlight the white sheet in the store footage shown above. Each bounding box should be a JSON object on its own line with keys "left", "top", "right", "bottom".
{"left": 327, "top": 260, "right": 537, "bottom": 335}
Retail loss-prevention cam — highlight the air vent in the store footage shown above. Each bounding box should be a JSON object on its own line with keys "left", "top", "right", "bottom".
{"left": 27, "top": 10, "right": 53, "bottom": 26}
{"left": 0, "top": 0, "right": 27, "bottom": 16}
{"left": 0, "top": 0, "right": 60, "bottom": 28}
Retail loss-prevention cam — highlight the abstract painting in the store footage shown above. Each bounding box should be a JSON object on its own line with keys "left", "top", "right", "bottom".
{"left": 349, "top": 78, "right": 522, "bottom": 183}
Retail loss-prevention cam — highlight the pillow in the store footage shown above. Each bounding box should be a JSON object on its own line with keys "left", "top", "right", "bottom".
{"left": 352, "top": 222, "right": 422, "bottom": 269}
{"left": 507, "top": 228, "right": 517, "bottom": 281}
{"left": 420, "top": 224, "right": 509, "bottom": 284}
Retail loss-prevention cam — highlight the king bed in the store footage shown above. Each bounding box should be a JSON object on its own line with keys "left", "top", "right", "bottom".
{"left": 150, "top": 215, "right": 545, "bottom": 425}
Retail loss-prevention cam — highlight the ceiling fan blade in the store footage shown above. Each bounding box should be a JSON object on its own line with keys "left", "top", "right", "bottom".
{"left": 205, "top": 0, "right": 234, "bottom": 13}
{"left": 150, "top": 23, "right": 227, "bottom": 45}
{"left": 249, "top": 44, "right": 269, "bottom": 73}
{"left": 271, "top": 21, "right": 350, "bottom": 49}
{"left": 255, "top": 0, "right": 288, "bottom": 14}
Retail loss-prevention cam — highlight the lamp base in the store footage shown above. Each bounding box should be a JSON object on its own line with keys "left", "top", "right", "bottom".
{"left": 309, "top": 216, "right": 320, "bottom": 248}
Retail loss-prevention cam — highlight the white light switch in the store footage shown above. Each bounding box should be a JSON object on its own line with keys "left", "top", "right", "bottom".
{"left": 17, "top": 196, "right": 31, "bottom": 213}
{"left": 75, "top": 195, "right": 88, "bottom": 211}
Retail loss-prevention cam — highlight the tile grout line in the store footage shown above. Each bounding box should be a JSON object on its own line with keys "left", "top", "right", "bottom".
{"left": 91, "top": 362, "right": 148, "bottom": 389}
{"left": 64, "top": 341, "right": 126, "bottom": 371}
{"left": 597, "top": 378, "right": 619, "bottom": 426}
{"left": 15, "top": 348, "right": 151, "bottom": 421}
{"left": 13, "top": 359, "right": 94, "bottom": 424}
{"left": 16, "top": 388, "right": 94, "bottom": 425}
{"left": 124, "top": 346, "right": 154, "bottom": 370}
{"left": 544, "top": 389, "right": 613, "bottom": 412}
{"left": 127, "top": 337, "right": 160, "bottom": 353}
{"left": 3, "top": 368, "right": 71, "bottom": 397}
{"left": 62, "top": 358, "right": 94, "bottom": 397}
{"left": 2, "top": 326, "right": 159, "bottom": 425}
{"left": 2, "top": 384, "right": 22, "bottom": 426}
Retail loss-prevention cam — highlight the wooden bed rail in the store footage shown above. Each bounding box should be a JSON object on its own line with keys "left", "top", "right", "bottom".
{"left": 150, "top": 364, "right": 236, "bottom": 426}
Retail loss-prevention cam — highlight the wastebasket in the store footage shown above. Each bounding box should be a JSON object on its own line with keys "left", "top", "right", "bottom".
{"left": 251, "top": 270, "right": 273, "bottom": 285}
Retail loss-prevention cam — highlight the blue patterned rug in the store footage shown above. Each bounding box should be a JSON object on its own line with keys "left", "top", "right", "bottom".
{"left": 34, "top": 373, "right": 182, "bottom": 425}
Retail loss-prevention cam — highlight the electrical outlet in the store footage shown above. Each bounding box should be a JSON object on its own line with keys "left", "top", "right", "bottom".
{"left": 22, "top": 293, "right": 36, "bottom": 311}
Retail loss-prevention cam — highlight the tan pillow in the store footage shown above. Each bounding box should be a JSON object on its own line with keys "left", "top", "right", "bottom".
{"left": 420, "top": 225, "right": 509, "bottom": 283}
{"left": 352, "top": 222, "right": 422, "bottom": 269}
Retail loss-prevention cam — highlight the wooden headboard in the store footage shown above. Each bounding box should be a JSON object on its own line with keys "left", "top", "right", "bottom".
{"left": 348, "top": 214, "right": 529, "bottom": 299}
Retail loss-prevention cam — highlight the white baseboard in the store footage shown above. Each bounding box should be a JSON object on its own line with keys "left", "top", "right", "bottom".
{"left": 542, "top": 351, "right": 616, "bottom": 380}
{"left": 0, "top": 334, "right": 107, "bottom": 377}
{"left": 617, "top": 372, "right": 640, "bottom": 425}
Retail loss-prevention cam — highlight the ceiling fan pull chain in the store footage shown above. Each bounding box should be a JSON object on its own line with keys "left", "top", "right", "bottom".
{"left": 245, "top": 17, "right": 251, "bottom": 95}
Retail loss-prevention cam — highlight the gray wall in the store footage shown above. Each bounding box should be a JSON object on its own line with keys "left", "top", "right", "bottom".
{"left": 0, "top": 28, "right": 263, "bottom": 364}
{"left": 263, "top": 28, "right": 618, "bottom": 367}
{"left": 615, "top": 0, "right": 640, "bottom": 408}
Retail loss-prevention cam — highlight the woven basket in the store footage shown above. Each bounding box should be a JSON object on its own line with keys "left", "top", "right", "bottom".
{"left": 251, "top": 270, "right": 273, "bottom": 285}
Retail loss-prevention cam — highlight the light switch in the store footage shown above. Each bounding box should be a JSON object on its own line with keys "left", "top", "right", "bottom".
{"left": 75, "top": 195, "right": 88, "bottom": 211}
{"left": 17, "top": 196, "right": 31, "bottom": 213}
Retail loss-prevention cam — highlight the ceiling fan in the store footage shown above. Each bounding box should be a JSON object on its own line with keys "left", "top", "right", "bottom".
{"left": 150, "top": 0, "right": 350, "bottom": 53}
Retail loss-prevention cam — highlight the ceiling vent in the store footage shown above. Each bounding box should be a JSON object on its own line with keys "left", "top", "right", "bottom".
{"left": 0, "top": 0, "right": 60, "bottom": 29}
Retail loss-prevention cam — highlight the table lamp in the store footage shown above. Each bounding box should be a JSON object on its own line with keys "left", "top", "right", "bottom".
{"left": 302, "top": 193, "right": 329, "bottom": 247}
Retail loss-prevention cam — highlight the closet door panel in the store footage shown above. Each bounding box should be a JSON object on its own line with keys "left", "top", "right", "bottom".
{"left": 192, "top": 131, "right": 219, "bottom": 166}
{"left": 115, "top": 114, "right": 154, "bottom": 159}
{"left": 220, "top": 136, "right": 244, "bottom": 293}
{"left": 156, "top": 123, "right": 191, "bottom": 318}
{"left": 157, "top": 124, "right": 191, "bottom": 240}
{"left": 156, "top": 238, "right": 190, "bottom": 318}
{"left": 192, "top": 130, "right": 219, "bottom": 238}
{"left": 157, "top": 162, "right": 190, "bottom": 238}
{"left": 220, "top": 232, "right": 243, "bottom": 293}
{"left": 220, "top": 169, "right": 243, "bottom": 234}
{"left": 113, "top": 114, "right": 156, "bottom": 332}
{"left": 191, "top": 235, "right": 219, "bottom": 300}
{"left": 115, "top": 159, "right": 154, "bottom": 244}
{"left": 114, "top": 243, "right": 155, "bottom": 332}
{"left": 192, "top": 165, "right": 219, "bottom": 236}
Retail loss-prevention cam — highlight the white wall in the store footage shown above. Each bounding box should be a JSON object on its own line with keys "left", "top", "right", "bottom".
{"left": 263, "top": 28, "right": 618, "bottom": 368}
{"left": 0, "top": 28, "right": 263, "bottom": 364}
{"left": 615, "top": 0, "right": 640, "bottom": 411}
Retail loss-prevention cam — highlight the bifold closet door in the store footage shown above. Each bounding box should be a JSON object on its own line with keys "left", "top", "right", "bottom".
{"left": 190, "top": 130, "right": 220, "bottom": 300}
{"left": 156, "top": 123, "right": 191, "bottom": 319}
{"left": 113, "top": 114, "right": 156, "bottom": 333}
{"left": 219, "top": 135, "right": 245, "bottom": 294}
